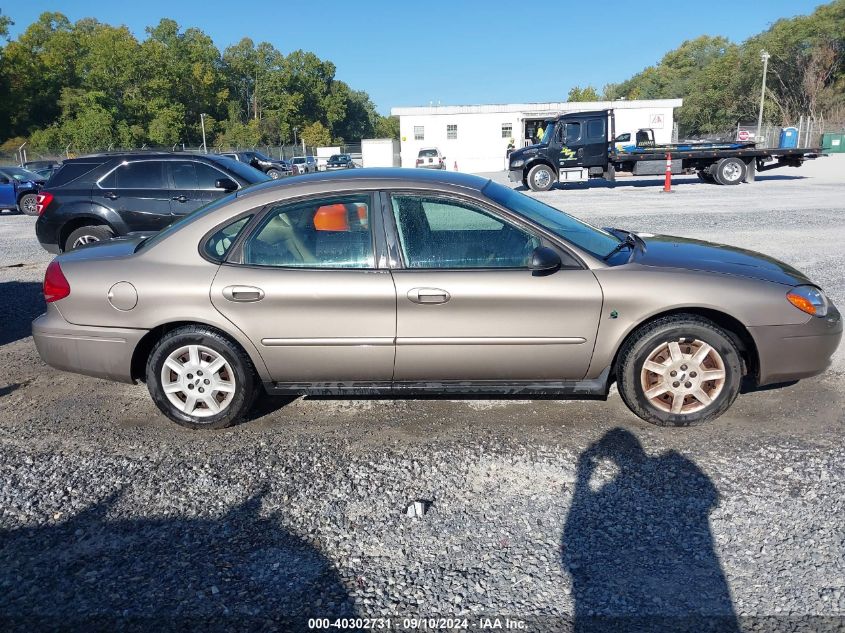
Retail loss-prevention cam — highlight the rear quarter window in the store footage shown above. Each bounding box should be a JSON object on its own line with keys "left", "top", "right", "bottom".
{"left": 203, "top": 215, "right": 253, "bottom": 261}
{"left": 47, "top": 161, "right": 106, "bottom": 187}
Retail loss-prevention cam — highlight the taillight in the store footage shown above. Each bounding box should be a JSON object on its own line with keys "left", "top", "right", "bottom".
{"left": 43, "top": 260, "right": 70, "bottom": 303}
{"left": 36, "top": 192, "right": 54, "bottom": 215}
{"left": 416, "top": 159, "right": 422, "bottom": 165}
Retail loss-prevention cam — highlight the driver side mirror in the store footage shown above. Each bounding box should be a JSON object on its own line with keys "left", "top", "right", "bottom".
{"left": 215, "top": 178, "right": 238, "bottom": 192}
{"left": 529, "top": 246, "right": 561, "bottom": 276}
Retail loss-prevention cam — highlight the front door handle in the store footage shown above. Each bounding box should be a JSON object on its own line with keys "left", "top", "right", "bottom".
{"left": 172, "top": 195, "right": 188, "bottom": 203}
{"left": 222, "top": 285, "right": 265, "bottom": 302}
{"left": 104, "top": 192, "right": 119, "bottom": 200}
{"left": 407, "top": 287, "right": 450, "bottom": 304}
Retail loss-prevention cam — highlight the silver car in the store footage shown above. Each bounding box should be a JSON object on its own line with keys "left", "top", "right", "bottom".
{"left": 33, "top": 170, "right": 841, "bottom": 429}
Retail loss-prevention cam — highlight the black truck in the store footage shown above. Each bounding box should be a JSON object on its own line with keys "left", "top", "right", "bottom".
{"left": 508, "top": 109, "right": 822, "bottom": 191}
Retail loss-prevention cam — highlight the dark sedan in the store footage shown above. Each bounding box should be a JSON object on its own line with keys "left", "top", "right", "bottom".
{"left": 325, "top": 154, "right": 356, "bottom": 170}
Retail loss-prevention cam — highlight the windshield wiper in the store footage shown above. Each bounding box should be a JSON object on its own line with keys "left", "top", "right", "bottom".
{"left": 603, "top": 228, "right": 646, "bottom": 261}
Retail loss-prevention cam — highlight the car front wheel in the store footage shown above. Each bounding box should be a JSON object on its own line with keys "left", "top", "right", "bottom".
{"left": 617, "top": 315, "right": 742, "bottom": 426}
{"left": 527, "top": 164, "right": 556, "bottom": 191}
{"left": 147, "top": 326, "right": 258, "bottom": 430}
{"left": 267, "top": 169, "right": 282, "bottom": 179}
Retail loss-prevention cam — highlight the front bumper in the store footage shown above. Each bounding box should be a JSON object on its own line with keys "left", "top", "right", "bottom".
{"left": 32, "top": 305, "right": 148, "bottom": 384}
{"left": 508, "top": 168, "right": 523, "bottom": 183}
{"left": 749, "top": 305, "right": 842, "bottom": 385}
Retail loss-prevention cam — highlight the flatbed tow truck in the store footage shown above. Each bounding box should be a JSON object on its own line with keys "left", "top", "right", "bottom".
{"left": 508, "top": 109, "right": 824, "bottom": 191}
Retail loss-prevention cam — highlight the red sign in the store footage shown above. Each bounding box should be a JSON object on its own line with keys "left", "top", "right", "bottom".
{"left": 738, "top": 130, "right": 750, "bottom": 141}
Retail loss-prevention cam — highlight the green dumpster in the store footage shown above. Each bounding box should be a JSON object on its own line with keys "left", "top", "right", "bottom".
{"left": 822, "top": 133, "right": 845, "bottom": 153}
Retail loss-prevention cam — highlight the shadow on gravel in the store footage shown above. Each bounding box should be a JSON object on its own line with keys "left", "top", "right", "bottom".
{"left": 0, "top": 486, "right": 355, "bottom": 631}
{"left": 513, "top": 174, "right": 805, "bottom": 192}
{"left": 562, "top": 428, "right": 739, "bottom": 633}
{"left": 0, "top": 281, "right": 43, "bottom": 346}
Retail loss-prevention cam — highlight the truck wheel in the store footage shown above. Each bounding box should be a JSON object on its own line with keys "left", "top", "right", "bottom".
{"left": 267, "top": 169, "right": 282, "bottom": 179}
{"left": 714, "top": 158, "right": 746, "bottom": 186}
{"left": 527, "top": 164, "right": 556, "bottom": 192}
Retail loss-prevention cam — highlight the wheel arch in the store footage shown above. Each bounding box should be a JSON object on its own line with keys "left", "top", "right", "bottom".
{"left": 609, "top": 307, "right": 759, "bottom": 385}
{"left": 525, "top": 157, "right": 557, "bottom": 175}
{"left": 130, "top": 320, "right": 267, "bottom": 383}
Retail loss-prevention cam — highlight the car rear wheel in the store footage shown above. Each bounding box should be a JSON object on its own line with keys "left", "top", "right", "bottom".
{"left": 18, "top": 193, "right": 38, "bottom": 216}
{"left": 617, "top": 315, "right": 742, "bottom": 426}
{"left": 147, "top": 326, "right": 258, "bottom": 430}
{"left": 65, "top": 225, "right": 115, "bottom": 251}
{"left": 267, "top": 169, "right": 282, "bottom": 179}
{"left": 527, "top": 164, "right": 556, "bottom": 192}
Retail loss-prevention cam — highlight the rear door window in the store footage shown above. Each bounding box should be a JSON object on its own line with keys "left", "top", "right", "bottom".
{"left": 100, "top": 161, "right": 166, "bottom": 189}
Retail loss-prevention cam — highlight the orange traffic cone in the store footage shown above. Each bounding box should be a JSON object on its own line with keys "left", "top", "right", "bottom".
{"left": 662, "top": 153, "right": 673, "bottom": 192}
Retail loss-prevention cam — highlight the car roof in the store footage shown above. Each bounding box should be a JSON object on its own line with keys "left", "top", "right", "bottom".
{"left": 237, "top": 168, "right": 490, "bottom": 200}
{"left": 63, "top": 152, "right": 213, "bottom": 163}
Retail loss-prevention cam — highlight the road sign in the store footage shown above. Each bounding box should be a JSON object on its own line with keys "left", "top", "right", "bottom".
{"left": 738, "top": 130, "right": 751, "bottom": 141}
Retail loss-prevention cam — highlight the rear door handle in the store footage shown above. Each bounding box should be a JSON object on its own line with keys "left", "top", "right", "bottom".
{"left": 171, "top": 195, "right": 188, "bottom": 203}
{"left": 222, "top": 285, "right": 265, "bottom": 302}
{"left": 407, "top": 287, "right": 450, "bottom": 304}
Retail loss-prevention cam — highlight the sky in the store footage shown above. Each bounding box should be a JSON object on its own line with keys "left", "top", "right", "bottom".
{"left": 2, "top": 0, "right": 830, "bottom": 114}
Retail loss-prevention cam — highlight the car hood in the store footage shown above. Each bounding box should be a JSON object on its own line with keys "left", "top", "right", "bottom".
{"left": 629, "top": 233, "right": 813, "bottom": 286}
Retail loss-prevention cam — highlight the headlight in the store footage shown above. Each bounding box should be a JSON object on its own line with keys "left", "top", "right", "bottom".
{"left": 511, "top": 159, "right": 524, "bottom": 168}
{"left": 786, "top": 285, "right": 829, "bottom": 317}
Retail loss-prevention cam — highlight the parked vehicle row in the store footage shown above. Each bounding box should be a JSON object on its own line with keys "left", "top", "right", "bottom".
{"left": 219, "top": 151, "right": 292, "bottom": 179}
{"left": 32, "top": 169, "right": 841, "bottom": 430}
{"left": 0, "top": 166, "right": 46, "bottom": 215}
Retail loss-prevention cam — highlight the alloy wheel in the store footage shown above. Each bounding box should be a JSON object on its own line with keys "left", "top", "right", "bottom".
{"left": 640, "top": 338, "right": 726, "bottom": 415}
{"left": 160, "top": 344, "right": 237, "bottom": 417}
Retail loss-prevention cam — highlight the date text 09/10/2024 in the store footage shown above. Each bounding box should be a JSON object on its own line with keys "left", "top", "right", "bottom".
{"left": 307, "top": 617, "right": 527, "bottom": 630}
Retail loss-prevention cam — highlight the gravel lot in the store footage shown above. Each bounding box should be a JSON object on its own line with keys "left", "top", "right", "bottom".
{"left": 1, "top": 157, "right": 844, "bottom": 631}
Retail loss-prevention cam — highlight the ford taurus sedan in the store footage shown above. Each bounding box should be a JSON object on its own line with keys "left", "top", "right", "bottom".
{"left": 32, "top": 169, "right": 841, "bottom": 429}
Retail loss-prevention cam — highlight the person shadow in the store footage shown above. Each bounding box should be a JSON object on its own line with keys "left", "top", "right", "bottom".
{"left": 0, "top": 486, "right": 355, "bottom": 631}
{"left": 562, "top": 428, "right": 739, "bottom": 633}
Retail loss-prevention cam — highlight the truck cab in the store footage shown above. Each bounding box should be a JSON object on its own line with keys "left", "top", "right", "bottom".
{"left": 508, "top": 110, "right": 612, "bottom": 191}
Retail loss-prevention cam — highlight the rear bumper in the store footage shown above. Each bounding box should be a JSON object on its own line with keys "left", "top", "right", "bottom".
{"left": 32, "top": 306, "right": 147, "bottom": 384}
{"left": 749, "top": 306, "right": 842, "bottom": 385}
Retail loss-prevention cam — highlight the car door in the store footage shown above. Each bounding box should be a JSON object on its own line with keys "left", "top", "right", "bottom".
{"left": 94, "top": 160, "right": 172, "bottom": 232}
{"left": 167, "top": 160, "right": 231, "bottom": 218}
{"left": 210, "top": 192, "right": 396, "bottom": 383}
{"left": 0, "top": 172, "right": 16, "bottom": 209}
{"left": 385, "top": 192, "right": 604, "bottom": 382}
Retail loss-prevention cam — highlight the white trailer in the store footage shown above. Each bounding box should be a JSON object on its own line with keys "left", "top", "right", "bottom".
{"left": 361, "top": 138, "right": 400, "bottom": 168}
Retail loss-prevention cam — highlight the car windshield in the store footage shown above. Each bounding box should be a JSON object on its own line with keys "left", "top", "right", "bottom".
{"left": 252, "top": 151, "right": 272, "bottom": 161}
{"left": 2, "top": 167, "right": 41, "bottom": 181}
{"left": 482, "top": 180, "right": 620, "bottom": 258}
{"left": 329, "top": 155, "right": 341, "bottom": 161}
{"left": 292, "top": 157, "right": 305, "bottom": 163}
{"left": 206, "top": 156, "right": 270, "bottom": 184}
{"left": 540, "top": 122, "right": 556, "bottom": 145}
{"left": 418, "top": 149, "right": 438, "bottom": 158}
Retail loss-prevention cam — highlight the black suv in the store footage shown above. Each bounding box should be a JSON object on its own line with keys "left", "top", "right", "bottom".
{"left": 219, "top": 151, "right": 292, "bottom": 179}
{"left": 35, "top": 153, "right": 270, "bottom": 252}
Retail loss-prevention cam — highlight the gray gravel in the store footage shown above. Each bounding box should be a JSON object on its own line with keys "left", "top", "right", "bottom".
{"left": 1, "top": 158, "right": 844, "bottom": 631}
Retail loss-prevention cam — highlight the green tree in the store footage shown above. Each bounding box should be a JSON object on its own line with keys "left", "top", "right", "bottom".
{"left": 300, "top": 121, "right": 332, "bottom": 147}
{"left": 567, "top": 85, "right": 601, "bottom": 102}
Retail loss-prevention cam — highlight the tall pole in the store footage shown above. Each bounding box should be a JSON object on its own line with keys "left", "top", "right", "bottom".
{"left": 200, "top": 113, "right": 208, "bottom": 154}
{"left": 293, "top": 127, "right": 298, "bottom": 153}
{"left": 756, "top": 50, "right": 770, "bottom": 145}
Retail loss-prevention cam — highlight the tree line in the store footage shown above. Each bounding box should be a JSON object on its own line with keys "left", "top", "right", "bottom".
{"left": 0, "top": 11, "right": 399, "bottom": 154}
{"left": 566, "top": 0, "right": 844, "bottom": 135}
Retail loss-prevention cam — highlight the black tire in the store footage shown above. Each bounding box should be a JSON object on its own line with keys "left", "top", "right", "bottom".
{"left": 521, "top": 176, "right": 529, "bottom": 189}
{"left": 696, "top": 170, "right": 715, "bottom": 184}
{"left": 146, "top": 326, "right": 258, "bottom": 430}
{"left": 18, "top": 193, "right": 39, "bottom": 216}
{"left": 713, "top": 157, "right": 746, "bottom": 186}
{"left": 617, "top": 315, "right": 743, "bottom": 427}
{"left": 65, "top": 225, "right": 115, "bottom": 251}
{"left": 527, "top": 164, "right": 556, "bottom": 192}
{"left": 267, "top": 168, "right": 282, "bottom": 179}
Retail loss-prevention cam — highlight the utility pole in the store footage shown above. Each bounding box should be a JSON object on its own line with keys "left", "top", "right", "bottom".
{"left": 756, "top": 50, "right": 771, "bottom": 145}
{"left": 293, "top": 127, "right": 298, "bottom": 154}
{"left": 200, "top": 113, "right": 208, "bottom": 154}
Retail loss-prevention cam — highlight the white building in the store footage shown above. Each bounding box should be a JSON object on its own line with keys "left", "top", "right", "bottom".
{"left": 391, "top": 99, "right": 683, "bottom": 173}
